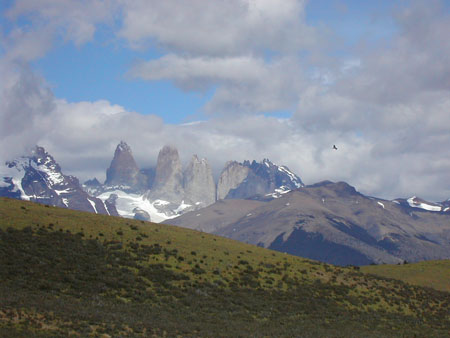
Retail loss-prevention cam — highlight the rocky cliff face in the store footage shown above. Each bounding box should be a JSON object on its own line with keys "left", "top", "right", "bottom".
{"left": 0, "top": 146, "right": 118, "bottom": 216}
{"left": 217, "top": 159, "right": 304, "bottom": 200}
{"left": 87, "top": 143, "right": 307, "bottom": 222}
{"left": 183, "top": 155, "right": 216, "bottom": 206}
{"left": 149, "top": 145, "right": 184, "bottom": 202}
{"left": 105, "top": 141, "right": 147, "bottom": 191}
{"left": 216, "top": 161, "right": 250, "bottom": 200}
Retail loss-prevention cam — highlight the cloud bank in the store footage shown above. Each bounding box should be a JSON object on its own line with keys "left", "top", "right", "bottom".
{"left": 1, "top": 0, "right": 450, "bottom": 202}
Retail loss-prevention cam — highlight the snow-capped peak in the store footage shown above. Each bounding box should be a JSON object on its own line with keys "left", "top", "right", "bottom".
{"left": 1, "top": 146, "right": 117, "bottom": 216}
{"left": 406, "top": 196, "right": 442, "bottom": 212}
{"left": 277, "top": 165, "right": 303, "bottom": 188}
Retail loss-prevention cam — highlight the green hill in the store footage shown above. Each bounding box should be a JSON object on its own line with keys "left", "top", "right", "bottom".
{"left": 361, "top": 260, "right": 450, "bottom": 293}
{"left": 0, "top": 197, "right": 449, "bottom": 337}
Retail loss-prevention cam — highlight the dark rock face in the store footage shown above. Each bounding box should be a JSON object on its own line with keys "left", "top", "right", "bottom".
{"left": 83, "top": 177, "right": 103, "bottom": 196}
{"left": 217, "top": 159, "right": 304, "bottom": 200}
{"left": 140, "top": 168, "right": 156, "bottom": 189}
{"left": 269, "top": 229, "right": 373, "bottom": 266}
{"left": 105, "top": 141, "right": 147, "bottom": 191}
{"left": 1, "top": 146, "right": 118, "bottom": 216}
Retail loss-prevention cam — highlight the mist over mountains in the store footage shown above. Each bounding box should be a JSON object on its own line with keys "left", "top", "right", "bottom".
{"left": 1, "top": 142, "right": 304, "bottom": 221}
{"left": 1, "top": 142, "right": 449, "bottom": 266}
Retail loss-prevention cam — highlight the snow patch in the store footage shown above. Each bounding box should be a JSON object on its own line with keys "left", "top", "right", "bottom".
{"left": 97, "top": 190, "right": 189, "bottom": 223}
{"left": 407, "top": 197, "right": 442, "bottom": 212}
{"left": 277, "top": 166, "right": 302, "bottom": 188}
{"left": 153, "top": 199, "right": 170, "bottom": 206}
{"left": 175, "top": 200, "right": 192, "bottom": 213}
{"left": 266, "top": 186, "right": 292, "bottom": 198}
{"left": 102, "top": 201, "right": 110, "bottom": 215}
{"left": 1, "top": 161, "right": 30, "bottom": 199}
{"left": 30, "top": 160, "right": 65, "bottom": 186}
{"left": 87, "top": 199, "right": 98, "bottom": 214}
{"left": 54, "top": 188, "right": 73, "bottom": 195}
{"left": 377, "top": 201, "right": 385, "bottom": 209}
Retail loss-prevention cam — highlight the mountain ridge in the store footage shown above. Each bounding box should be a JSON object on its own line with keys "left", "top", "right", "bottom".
{"left": 0, "top": 146, "right": 117, "bottom": 216}
{"left": 89, "top": 141, "right": 305, "bottom": 222}
{"left": 171, "top": 180, "right": 450, "bottom": 266}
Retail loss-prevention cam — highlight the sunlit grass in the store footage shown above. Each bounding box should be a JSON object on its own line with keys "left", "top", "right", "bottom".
{"left": 1, "top": 197, "right": 449, "bottom": 336}
{"left": 361, "top": 260, "right": 450, "bottom": 293}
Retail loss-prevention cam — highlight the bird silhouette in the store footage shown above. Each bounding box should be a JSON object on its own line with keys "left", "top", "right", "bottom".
{"left": 333, "top": 145, "right": 337, "bottom": 150}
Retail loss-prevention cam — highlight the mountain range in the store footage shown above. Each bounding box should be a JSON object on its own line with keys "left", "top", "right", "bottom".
{"left": 83, "top": 141, "right": 304, "bottom": 222}
{"left": 171, "top": 181, "right": 450, "bottom": 265}
{"left": 1, "top": 142, "right": 303, "bottom": 222}
{"left": 0, "top": 146, "right": 118, "bottom": 216}
{"left": 1, "top": 142, "right": 449, "bottom": 266}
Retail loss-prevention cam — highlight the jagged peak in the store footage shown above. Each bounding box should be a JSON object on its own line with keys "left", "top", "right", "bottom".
{"left": 160, "top": 144, "right": 179, "bottom": 155}
{"left": 84, "top": 178, "right": 101, "bottom": 186}
{"left": 262, "top": 158, "right": 274, "bottom": 166}
{"left": 116, "top": 141, "right": 132, "bottom": 153}
{"left": 222, "top": 160, "right": 242, "bottom": 170}
{"left": 31, "top": 145, "right": 47, "bottom": 155}
{"left": 190, "top": 154, "right": 209, "bottom": 166}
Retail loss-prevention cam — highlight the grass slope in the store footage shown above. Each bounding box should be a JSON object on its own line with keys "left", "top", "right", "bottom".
{"left": 361, "top": 260, "right": 450, "bottom": 293}
{"left": 0, "top": 197, "right": 449, "bottom": 337}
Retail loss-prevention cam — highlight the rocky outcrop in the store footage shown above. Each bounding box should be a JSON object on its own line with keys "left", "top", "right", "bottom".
{"left": 149, "top": 145, "right": 184, "bottom": 202}
{"left": 216, "top": 161, "right": 249, "bottom": 200}
{"left": 0, "top": 146, "right": 118, "bottom": 216}
{"left": 183, "top": 155, "right": 216, "bottom": 206}
{"left": 217, "top": 159, "right": 304, "bottom": 200}
{"left": 83, "top": 177, "right": 103, "bottom": 196}
{"left": 105, "top": 141, "right": 147, "bottom": 191}
{"left": 133, "top": 207, "right": 151, "bottom": 221}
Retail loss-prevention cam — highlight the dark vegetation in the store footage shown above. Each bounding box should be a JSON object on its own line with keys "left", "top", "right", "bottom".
{"left": 0, "top": 197, "right": 449, "bottom": 337}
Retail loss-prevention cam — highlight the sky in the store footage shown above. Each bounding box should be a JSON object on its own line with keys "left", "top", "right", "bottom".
{"left": 1, "top": 0, "right": 450, "bottom": 202}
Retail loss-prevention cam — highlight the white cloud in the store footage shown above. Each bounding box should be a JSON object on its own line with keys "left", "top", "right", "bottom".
{"left": 130, "top": 54, "right": 268, "bottom": 89}
{"left": 0, "top": 61, "right": 54, "bottom": 163}
{"left": 121, "top": 0, "right": 318, "bottom": 115}
{"left": 291, "top": 0, "right": 450, "bottom": 201}
{"left": 119, "top": 0, "right": 316, "bottom": 55}
{"left": 6, "top": 0, "right": 117, "bottom": 47}
{"left": 130, "top": 54, "right": 308, "bottom": 114}
{"left": 1, "top": 0, "right": 450, "bottom": 204}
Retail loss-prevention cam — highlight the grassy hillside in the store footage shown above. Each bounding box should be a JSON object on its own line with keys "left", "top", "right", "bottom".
{"left": 0, "top": 197, "right": 449, "bottom": 337}
{"left": 361, "top": 260, "right": 450, "bottom": 293}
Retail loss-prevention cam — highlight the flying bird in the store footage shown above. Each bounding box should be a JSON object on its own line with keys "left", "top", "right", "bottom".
{"left": 333, "top": 145, "right": 337, "bottom": 150}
